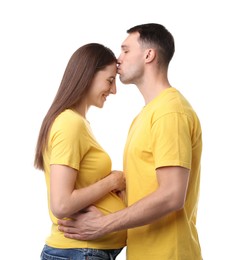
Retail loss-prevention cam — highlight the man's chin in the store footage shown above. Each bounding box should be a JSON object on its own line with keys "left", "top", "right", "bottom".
{"left": 119, "top": 76, "right": 129, "bottom": 85}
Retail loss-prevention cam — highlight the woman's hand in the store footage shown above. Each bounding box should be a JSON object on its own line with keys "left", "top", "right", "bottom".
{"left": 110, "top": 170, "right": 126, "bottom": 192}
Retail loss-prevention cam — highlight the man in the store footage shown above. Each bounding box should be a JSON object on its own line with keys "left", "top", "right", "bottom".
{"left": 58, "top": 23, "right": 203, "bottom": 259}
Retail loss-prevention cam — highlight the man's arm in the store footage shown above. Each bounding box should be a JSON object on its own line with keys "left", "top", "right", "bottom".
{"left": 58, "top": 166, "right": 189, "bottom": 240}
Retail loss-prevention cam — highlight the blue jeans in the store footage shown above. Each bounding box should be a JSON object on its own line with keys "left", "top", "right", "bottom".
{"left": 40, "top": 245, "right": 123, "bottom": 260}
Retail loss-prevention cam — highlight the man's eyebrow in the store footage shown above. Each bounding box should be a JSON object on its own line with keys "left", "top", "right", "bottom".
{"left": 121, "top": 44, "right": 128, "bottom": 49}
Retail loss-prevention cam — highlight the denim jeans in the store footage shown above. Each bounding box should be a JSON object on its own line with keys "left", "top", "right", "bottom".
{"left": 40, "top": 245, "right": 123, "bottom": 260}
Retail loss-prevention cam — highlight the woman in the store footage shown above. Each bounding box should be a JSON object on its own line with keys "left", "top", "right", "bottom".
{"left": 34, "top": 43, "right": 127, "bottom": 260}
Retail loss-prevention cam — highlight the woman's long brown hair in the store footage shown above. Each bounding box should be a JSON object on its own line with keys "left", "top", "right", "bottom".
{"left": 34, "top": 43, "right": 116, "bottom": 170}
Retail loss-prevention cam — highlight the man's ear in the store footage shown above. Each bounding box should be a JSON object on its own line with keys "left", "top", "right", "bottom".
{"left": 145, "top": 49, "right": 156, "bottom": 63}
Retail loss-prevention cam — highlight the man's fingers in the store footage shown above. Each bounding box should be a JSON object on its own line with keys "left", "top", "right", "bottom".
{"left": 64, "top": 233, "right": 84, "bottom": 240}
{"left": 58, "top": 225, "right": 86, "bottom": 240}
{"left": 57, "top": 218, "right": 74, "bottom": 227}
{"left": 58, "top": 225, "right": 89, "bottom": 240}
{"left": 58, "top": 225, "right": 77, "bottom": 234}
{"left": 57, "top": 207, "right": 104, "bottom": 241}
{"left": 86, "top": 205, "right": 102, "bottom": 214}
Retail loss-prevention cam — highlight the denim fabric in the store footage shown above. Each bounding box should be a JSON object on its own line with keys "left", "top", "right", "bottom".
{"left": 40, "top": 245, "right": 123, "bottom": 260}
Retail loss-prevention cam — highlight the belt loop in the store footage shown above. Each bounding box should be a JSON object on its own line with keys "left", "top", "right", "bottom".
{"left": 109, "top": 253, "right": 114, "bottom": 260}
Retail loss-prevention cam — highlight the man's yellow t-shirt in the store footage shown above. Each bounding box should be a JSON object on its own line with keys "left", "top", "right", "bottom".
{"left": 124, "top": 88, "right": 202, "bottom": 259}
{"left": 43, "top": 109, "right": 126, "bottom": 249}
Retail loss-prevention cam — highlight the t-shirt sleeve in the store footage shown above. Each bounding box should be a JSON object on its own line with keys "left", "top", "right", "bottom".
{"left": 151, "top": 112, "right": 192, "bottom": 170}
{"left": 49, "top": 118, "right": 87, "bottom": 171}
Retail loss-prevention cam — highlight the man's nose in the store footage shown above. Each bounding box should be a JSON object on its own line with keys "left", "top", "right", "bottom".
{"left": 117, "top": 54, "right": 122, "bottom": 65}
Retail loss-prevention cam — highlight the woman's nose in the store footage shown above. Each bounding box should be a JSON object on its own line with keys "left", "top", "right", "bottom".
{"left": 110, "top": 84, "right": 117, "bottom": 95}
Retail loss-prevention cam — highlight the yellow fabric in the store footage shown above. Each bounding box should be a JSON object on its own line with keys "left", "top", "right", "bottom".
{"left": 124, "top": 88, "right": 202, "bottom": 259}
{"left": 43, "top": 109, "right": 126, "bottom": 249}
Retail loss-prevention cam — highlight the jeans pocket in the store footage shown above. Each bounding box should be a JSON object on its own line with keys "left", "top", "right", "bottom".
{"left": 41, "top": 251, "right": 69, "bottom": 260}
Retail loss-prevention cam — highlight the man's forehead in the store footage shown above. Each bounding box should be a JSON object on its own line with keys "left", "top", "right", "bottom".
{"left": 121, "top": 33, "right": 139, "bottom": 48}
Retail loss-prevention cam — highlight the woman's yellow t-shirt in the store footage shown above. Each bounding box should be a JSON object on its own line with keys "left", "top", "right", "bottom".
{"left": 43, "top": 109, "right": 126, "bottom": 249}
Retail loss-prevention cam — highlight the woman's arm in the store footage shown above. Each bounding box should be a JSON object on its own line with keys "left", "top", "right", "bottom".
{"left": 58, "top": 166, "right": 189, "bottom": 240}
{"left": 50, "top": 164, "right": 125, "bottom": 219}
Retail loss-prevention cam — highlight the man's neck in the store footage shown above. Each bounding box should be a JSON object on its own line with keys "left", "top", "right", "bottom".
{"left": 139, "top": 82, "right": 171, "bottom": 105}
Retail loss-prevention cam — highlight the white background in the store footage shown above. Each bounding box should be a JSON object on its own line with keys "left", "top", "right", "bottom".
{"left": 1, "top": 1, "right": 242, "bottom": 259}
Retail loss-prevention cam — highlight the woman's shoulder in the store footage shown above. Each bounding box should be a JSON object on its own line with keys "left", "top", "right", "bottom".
{"left": 53, "top": 109, "right": 88, "bottom": 132}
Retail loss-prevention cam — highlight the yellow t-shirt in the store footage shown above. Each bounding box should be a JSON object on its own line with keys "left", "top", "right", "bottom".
{"left": 43, "top": 109, "right": 126, "bottom": 249}
{"left": 124, "top": 88, "right": 202, "bottom": 259}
